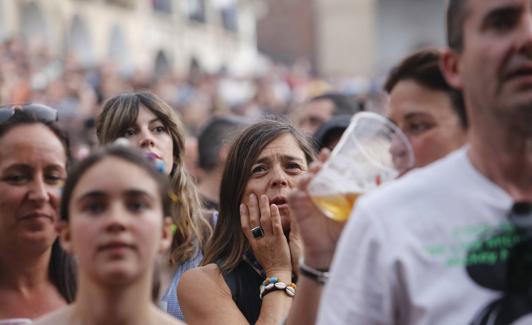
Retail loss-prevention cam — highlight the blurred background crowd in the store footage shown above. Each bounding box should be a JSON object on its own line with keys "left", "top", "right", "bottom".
{"left": 0, "top": 0, "right": 447, "bottom": 162}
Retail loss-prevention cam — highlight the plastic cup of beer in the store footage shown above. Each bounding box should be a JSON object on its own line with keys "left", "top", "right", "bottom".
{"left": 308, "top": 111, "right": 415, "bottom": 221}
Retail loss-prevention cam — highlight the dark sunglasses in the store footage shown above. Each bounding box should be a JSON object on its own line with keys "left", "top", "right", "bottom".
{"left": 0, "top": 104, "right": 58, "bottom": 124}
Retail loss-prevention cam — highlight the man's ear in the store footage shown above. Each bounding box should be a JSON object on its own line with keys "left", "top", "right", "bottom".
{"left": 160, "top": 217, "right": 173, "bottom": 253}
{"left": 57, "top": 221, "right": 73, "bottom": 255}
{"left": 218, "top": 143, "right": 231, "bottom": 164}
{"left": 441, "top": 49, "right": 463, "bottom": 90}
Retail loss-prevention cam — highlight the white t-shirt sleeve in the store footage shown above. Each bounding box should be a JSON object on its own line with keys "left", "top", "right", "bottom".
{"left": 317, "top": 199, "right": 397, "bottom": 325}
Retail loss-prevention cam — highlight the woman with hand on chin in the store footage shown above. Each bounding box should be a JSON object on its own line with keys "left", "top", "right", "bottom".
{"left": 178, "top": 119, "right": 315, "bottom": 325}
{"left": 34, "top": 145, "right": 184, "bottom": 325}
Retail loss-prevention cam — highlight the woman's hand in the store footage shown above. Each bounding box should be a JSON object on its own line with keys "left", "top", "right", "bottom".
{"left": 287, "top": 149, "right": 346, "bottom": 269}
{"left": 241, "top": 193, "right": 292, "bottom": 280}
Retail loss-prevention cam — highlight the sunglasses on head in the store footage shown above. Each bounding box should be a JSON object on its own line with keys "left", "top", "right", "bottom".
{"left": 0, "top": 104, "right": 58, "bottom": 124}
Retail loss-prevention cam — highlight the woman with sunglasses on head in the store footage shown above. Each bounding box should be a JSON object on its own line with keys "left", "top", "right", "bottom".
{"left": 95, "top": 91, "right": 212, "bottom": 320}
{"left": 34, "top": 145, "right": 184, "bottom": 325}
{"left": 0, "top": 106, "right": 76, "bottom": 321}
{"left": 178, "top": 119, "right": 316, "bottom": 325}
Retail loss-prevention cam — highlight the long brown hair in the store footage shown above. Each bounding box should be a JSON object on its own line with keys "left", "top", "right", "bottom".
{"left": 202, "top": 118, "right": 315, "bottom": 272}
{"left": 96, "top": 91, "right": 211, "bottom": 266}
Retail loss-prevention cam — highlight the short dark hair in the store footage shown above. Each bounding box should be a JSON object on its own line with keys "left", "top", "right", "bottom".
{"left": 198, "top": 116, "right": 249, "bottom": 171}
{"left": 384, "top": 48, "right": 468, "bottom": 129}
{"left": 310, "top": 93, "right": 364, "bottom": 116}
{"left": 447, "top": 0, "right": 470, "bottom": 52}
{"left": 60, "top": 145, "right": 172, "bottom": 222}
{"left": 312, "top": 114, "right": 352, "bottom": 151}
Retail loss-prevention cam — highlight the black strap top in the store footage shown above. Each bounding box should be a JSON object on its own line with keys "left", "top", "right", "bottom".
{"left": 221, "top": 259, "right": 264, "bottom": 324}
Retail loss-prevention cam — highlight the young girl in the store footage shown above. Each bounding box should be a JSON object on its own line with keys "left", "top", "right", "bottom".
{"left": 96, "top": 91, "right": 211, "bottom": 319}
{"left": 34, "top": 145, "right": 183, "bottom": 325}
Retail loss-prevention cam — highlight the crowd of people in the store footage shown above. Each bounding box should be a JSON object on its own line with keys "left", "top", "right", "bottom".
{"left": 0, "top": 36, "right": 372, "bottom": 159}
{"left": 1, "top": 0, "right": 532, "bottom": 324}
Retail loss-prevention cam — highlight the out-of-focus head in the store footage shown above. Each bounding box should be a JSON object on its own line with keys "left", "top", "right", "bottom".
{"left": 385, "top": 49, "right": 468, "bottom": 168}
{"left": 298, "top": 93, "right": 363, "bottom": 136}
{"left": 96, "top": 91, "right": 185, "bottom": 175}
{"left": 204, "top": 118, "right": 315, "bottom": 272}
{"left": 0, "top": 107, "right": 70, "bottom": 251}
{"left": 312, "top": 114, "right": 352, "bottom": 152}
{"left": 197, "top": 115, "right": 250, "bottom": 173}
{"left": 59, "top": 145, "right": 172, "bottom": 286}
{"left": 443, "top": 0, "right": 532, "bottom": 136}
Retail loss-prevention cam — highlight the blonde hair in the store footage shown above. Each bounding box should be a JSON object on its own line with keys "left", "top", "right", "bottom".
{"left": 96, "top": 91, "right": 211, "bottom": 266}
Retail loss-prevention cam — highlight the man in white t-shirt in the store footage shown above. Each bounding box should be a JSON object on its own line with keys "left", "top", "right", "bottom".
{"left": 317, "top": 147, "right": 517, "bottom": 324}
{"left": 285, "top": 0, "right": 532, "bottom": 324}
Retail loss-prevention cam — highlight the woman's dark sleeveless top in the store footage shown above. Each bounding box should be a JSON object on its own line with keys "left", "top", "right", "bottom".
{"left": 220, "top": 259, "right": 264, "bottom": 324}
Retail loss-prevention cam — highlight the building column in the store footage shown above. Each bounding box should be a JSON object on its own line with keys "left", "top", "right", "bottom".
{"left": 314, "top": 0, "right": 376, "bottom": 78}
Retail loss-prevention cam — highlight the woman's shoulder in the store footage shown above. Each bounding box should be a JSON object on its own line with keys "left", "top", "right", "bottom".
{"left": 32, "top": 306, "right": 72, "bottom": 325}
{"left": 178, "top": 263, "right": 229, "bottom": 298}
{"left": 180, "top": 263, "right": 222, "bottom": 285}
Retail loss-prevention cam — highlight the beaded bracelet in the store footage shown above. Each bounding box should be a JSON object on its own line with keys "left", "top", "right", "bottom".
{"left": 259, "top": 276, "right": 297, "bottom": 299}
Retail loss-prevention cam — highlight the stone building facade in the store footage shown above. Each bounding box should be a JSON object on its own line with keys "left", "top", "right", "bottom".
{"left": 0, "top": 0, "right": 262, "bottom": 75}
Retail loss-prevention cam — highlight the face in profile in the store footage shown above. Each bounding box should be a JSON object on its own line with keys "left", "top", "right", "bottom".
{"left": 122, "top": 106, "right": 174, "bottom": 174}
{"left": 242, "top": 133, "right": 308, "bottom": 232}
{"left": 61, "top": 157, "right": 172, "bottom": 286}
{"left": 0, "top": 124, "right": 66, "bottom": 248}
{"left": 387, "top": 79, "right": 467, "bottom": 168}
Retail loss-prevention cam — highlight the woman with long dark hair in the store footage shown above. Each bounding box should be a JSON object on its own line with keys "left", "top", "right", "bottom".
{"left": 179, "top": 119, "right": 315, "bottom": 324}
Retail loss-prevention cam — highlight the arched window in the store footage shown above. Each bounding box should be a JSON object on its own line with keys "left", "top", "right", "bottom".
{"left": 154, "top": 50, "right": 171, "bottom": 78}
{"left": 19, "top": 2, "right": 49, "bottom": 43}
{"left": 0, "top": 0, "right": 6, "bottom": 41}
{"left": 183, "top": 0, "right": 206, "bottom": 22}
{"left": 152, "top": 0, "right": 173, "bottom": 14}
{"left": 67, "top": 15, "right": 94, "bottom": 66}
{"left": 107, "top": 24, "right": 130, "bottom": 71}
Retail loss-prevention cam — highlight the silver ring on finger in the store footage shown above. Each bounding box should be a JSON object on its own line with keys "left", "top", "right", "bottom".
{"left": 251, "top": 226, "right": 265, "bottom": 239}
